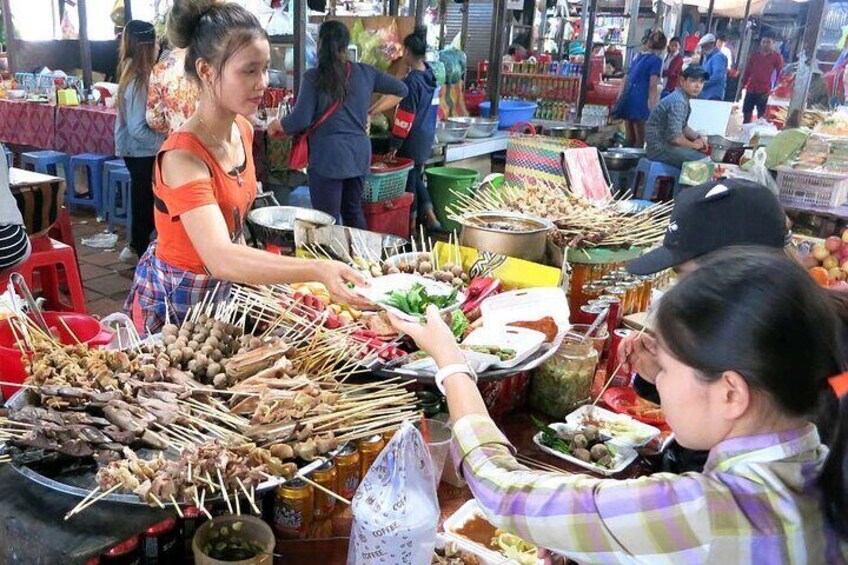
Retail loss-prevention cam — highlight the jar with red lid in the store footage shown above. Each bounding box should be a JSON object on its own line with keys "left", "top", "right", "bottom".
{"left": 101, "top": 536, "right": 141, "bottom": 565}
{"left": 142, "top": 517, "right": 180, "bottom": 563}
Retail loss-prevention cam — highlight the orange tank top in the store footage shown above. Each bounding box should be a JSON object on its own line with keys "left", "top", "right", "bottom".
{"left": 153, "top": 115, "right": 257, "bottom": 274}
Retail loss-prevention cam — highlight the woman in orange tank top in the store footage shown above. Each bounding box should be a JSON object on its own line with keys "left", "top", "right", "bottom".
{"left": 125, "top": 0, "right": 368, "bottom": 333}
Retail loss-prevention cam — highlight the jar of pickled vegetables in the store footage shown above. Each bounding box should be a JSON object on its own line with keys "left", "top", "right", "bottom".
{"left": 529, "top": 336, "right": 599, "bottom": 418}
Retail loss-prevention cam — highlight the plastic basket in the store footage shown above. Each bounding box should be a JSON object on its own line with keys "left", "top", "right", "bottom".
{"left": 363, "top": 157, "right": 414, "bottom": 203}
{"left": 776, "top": 166, "right": 848, "bottom": 208}
{"left": 363, "top": 192, "right": 414, "bottom": 239}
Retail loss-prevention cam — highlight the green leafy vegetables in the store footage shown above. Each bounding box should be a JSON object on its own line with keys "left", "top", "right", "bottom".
{"left": 381, "top": 283, "right": 458, "bottom": 317}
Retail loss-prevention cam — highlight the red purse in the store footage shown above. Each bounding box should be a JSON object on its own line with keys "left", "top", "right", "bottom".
{"left": 289, "top": 65, "right": 350, "bottom": 170}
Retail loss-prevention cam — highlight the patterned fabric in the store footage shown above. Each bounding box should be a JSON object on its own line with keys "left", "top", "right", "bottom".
{"left": 646, "top": 89, "right": 691, "bottom": 155}
{"left": 125, "top": 241, "right": 229, "bottom": 335}
{"left": 451, "top": 414, "right": 848, "bottom": 564}
{"left": 55, "top": 105, "right": 117, "bottom": 155}
{"left": 505, "top": 134, "right": 587, "bottom": 184}
{"left": 146, "top": 48, "right": 200, "bottom": 135}
{"left": 0, "top": 100, "right": 55, "bottom": 148}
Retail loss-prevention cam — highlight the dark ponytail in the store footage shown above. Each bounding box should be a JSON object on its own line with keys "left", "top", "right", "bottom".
{"left": 316, "top": 20, "right": 350, "bottom": 104}
{"left": 655, "top": 247, "right": 848, "bottom": 539}
{"left": 403, "top": 26, "right": 428, "bottom": 59}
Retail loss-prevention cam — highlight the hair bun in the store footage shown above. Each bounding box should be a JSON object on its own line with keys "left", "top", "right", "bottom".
{"left": 167, "top": 0, "right": 218, "bottom": 49}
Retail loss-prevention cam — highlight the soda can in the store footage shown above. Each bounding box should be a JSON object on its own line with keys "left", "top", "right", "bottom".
{"left": 334, "top": 442, "right": 361, "bottom": 502}
{"left": 358, "top": 434, "right": 385, "bottom": 479}
{"left": 312, "top": 460, "right": 338, "bottom": 519}
{"left": 607, "top": 328, "right": 633, "bottom": 382}
{"left": 100, "top": 536, "right": 141, "bottom": 565}
{"left": 181, "top": 506, "right": 207, "bottom": 561}
{"left": 142, "top": 517, "right": 180, "bottom": 563}
{"left": 274, "top": 478, "right": 314, "bottom": 540}
{"left": 573, "top": 304, "right": 605, "bottom": 325}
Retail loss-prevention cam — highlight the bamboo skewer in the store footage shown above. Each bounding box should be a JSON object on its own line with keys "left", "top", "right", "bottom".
{"left": 64, "top": 484, "right": 121, "bottom": 520}
{"left": 149, "top": 493, "right": 166, "bottom": 509}
{"left": 237, "top": 477, "right": 261, "bottom": 514}
{"left": 592, "top": 326, "right": 648, "bottom": 407}
{"left": 170, "top": 494, "right": 184, "bottom": 518}
{"left": 298, "top": 474, "right": 351, "bottom": 506}
{"left": 217, "top": 468, "right": 234, "bottom": 514}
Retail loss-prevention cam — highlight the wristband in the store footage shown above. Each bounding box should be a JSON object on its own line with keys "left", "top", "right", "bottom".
{"left": 435, "top": 363, "right": 477, "bottom": 395}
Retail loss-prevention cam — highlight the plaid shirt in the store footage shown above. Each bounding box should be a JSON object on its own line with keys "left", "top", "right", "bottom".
{"left": 124, "top": 241, "right": 230, "bottom": 335}
{"left": 646, "top": 89, "right": 691, "bottom": 154}
{"left": 451, "top": 414, "right": 848, "bottom": 564}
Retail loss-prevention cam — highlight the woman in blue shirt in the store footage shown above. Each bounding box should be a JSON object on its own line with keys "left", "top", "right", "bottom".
{"left": 612, "top": 31, "right": 666, "bottom": 148}
{"left": 114, "top": 20, "right": 166, "bottom": 263}
{"left": 274, "top": 21, "right": 408, "bottom": 228}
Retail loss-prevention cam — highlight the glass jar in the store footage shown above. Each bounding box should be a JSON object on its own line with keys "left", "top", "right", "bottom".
{"left": 529, "top": 336, "right": 599, "bottom": 418}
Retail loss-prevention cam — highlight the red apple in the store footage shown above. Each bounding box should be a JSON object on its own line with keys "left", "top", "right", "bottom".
{"left": 823, "top": 256, "right": 839, "bottom": 270}
{"left": 842, "top": 228, "right": 848, "bottom": 243}
{"left": 826, "top": 236, "right": 843, "bottom": 253}
{"left": 841, "top": 258, "right": 848, "bottom": 273}
{"left": 839, "top": 244, "right": 848, "bottom": 260}
{"left": 829, "top": 267, "right": 846, "bottom": 281}
{"left": 813, "top": 243, "right": 830, "bottom": 261}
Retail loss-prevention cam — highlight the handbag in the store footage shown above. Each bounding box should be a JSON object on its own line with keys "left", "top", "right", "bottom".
{"left": 289, "top": 64, "right": 350, "bottom": 170}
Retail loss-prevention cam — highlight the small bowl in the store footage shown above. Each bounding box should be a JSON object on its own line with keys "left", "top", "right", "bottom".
{"left": 435, "top": 121, "right": 471, "bottom": 144}
{"left": 6, "top": 89, "right": 25, "bottom": 100}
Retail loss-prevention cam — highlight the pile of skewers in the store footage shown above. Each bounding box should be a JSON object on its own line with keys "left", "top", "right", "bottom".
{"left": 446, "top": 178, "right": 672, "bottom": 249}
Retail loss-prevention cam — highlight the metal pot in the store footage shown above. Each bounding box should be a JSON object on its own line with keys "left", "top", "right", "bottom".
{"left": 458, "top": 211, "right": 553, "bottom": 263}
{"left": 545, "top": 125, "right": 597, "bottom": 141}
{"left": 601, "top": 149, "right": 642, "bottom": 171}
{"left": 708, "top": 135, "right": 745, "bottom": 163}
{"left": 435, "top": 121, "right": 471, "bottom": 144}
{"left": 446, "top": 116, "right": 499, "bottom": 139}
{"left": 247, "top": 206, "right": 336, "bottom": 253}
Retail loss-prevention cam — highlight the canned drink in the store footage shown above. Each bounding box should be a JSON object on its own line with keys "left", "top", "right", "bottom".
{"left": 607, "top": 328, "right": 633, "bottom": 382}
{"left": 382, "top": 428, "right": 397, "bottom": 444}
{"left": 101, "top": 536, "right": 141, "bottom": 565}
{"left": 312, "top": 460, "right": 338, "bottom": 519}
{"left": 358, "top": 434, "right": 385, "bottom": 479}
{"left": 181, "top": 506, "right": 207, "bottom": 562}
{"left": 573, "top": 304, "right": 605, "bottom": 325}
{"left": 274, "top": 479, "right": 314, "bottom": 540}
{"left": 598, "top": 295, "right": 623, "bottom": 337}
{"left": 335, "top": 443, "right": 361, "bottom": 502}
{"left": 142, "top": 517, "right": 180, "bottom": 563}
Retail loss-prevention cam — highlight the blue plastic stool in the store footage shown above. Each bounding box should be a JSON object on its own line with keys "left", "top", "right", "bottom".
{"left": 67, "top": 153, "right": 111, "bottom": 216}
{"left": 631, "top": 158, "right": 681, "bottom": 200}
{"left": 103, "top": 160, "right": 126, "bottom": 198}
{"left": 21, "top": 150, "right": 70, "bottom": 177}
{"left": 106, "top": 167, "right": 132, "bottom": 233}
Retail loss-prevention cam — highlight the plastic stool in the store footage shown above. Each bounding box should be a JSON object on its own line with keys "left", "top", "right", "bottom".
{"left": 103, "top": 159, "right": 126, "bottom": 184}
{"left": 21, "top": 150, "right": 70, "bottom": 177}
{"left": 0, "top": 237, "right": 87, "bottom": 313}
{"left": 67, "top": 153, "right": 110, "bottom": 216}
{"left": 106, "top": 167, "right": 132, "bottom": 232}
{"left": 631, "top": 158, "right": 681, "bottom": 200}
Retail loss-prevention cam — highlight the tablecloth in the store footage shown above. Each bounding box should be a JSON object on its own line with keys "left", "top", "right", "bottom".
{"left": 0, "top": 99, "right": 56, "bottom": 148}
{"left": 54, "top": 105, "right": 117, "bottom": 156}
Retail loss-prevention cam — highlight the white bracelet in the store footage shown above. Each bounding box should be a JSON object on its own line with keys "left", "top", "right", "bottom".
{"left": 435, "top": 363, "right": 477, "bottom": 395}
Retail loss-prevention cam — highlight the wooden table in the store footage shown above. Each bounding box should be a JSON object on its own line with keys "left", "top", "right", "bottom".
{"left": 8, "top": 167, "right": 65, "bottom": 237}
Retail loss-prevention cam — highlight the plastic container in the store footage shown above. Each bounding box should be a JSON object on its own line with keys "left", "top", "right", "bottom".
{"left": 192, "top": 515, "right": 274, "bottom": 565}
{"left": 363, "top": 156, "right": 414, "bottom": 203}
{"left": 529, "top": 335, "right": 598, "bottom": 419}
{"left": 0, "top": 312, "right": 113, "bottom": 399}
{"left": 362, "top": 191, "right": 414, "bottom": 239}
{"left": 478, "top": 100, "right": 538, "bottom": 129}
{"left": 462, "top": 325, "right": 547, "bottom": 370}
{"left": 413, "top": 418, "right": 453, "bottom": 487}
{"left": 424, "top": 167, "right": 479, "bottom": 231}
{"left": 776, "top": 166, "right": 848, "bottom": 208}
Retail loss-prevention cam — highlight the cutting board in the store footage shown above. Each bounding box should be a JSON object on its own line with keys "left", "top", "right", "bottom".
{"left": 688, "top": 100, "right": 734, "bottom": 137}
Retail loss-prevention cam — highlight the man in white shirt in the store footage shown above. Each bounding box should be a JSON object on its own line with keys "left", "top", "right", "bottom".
{"left": 716, "top": 32, "right": 733, "bottom": 66}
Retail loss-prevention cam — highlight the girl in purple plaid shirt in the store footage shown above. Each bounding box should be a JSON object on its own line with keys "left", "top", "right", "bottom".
{"left": 393, "top": 248, "right": 848, "bottom": 563}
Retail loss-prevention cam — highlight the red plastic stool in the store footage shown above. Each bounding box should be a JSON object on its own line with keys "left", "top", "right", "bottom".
{"left": 1, "top": 237, "right": 87, "bottom": 313}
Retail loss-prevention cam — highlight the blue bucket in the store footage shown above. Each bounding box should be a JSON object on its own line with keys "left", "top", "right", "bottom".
{"left": 479, "top": 100, "right": 538, "bottom": 129}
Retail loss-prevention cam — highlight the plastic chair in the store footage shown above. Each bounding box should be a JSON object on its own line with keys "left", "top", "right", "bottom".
{"left": 0, "top": 236, "right": 87, "bottom": 313}
{"left": 20, "top": 150, "right": 70, "bottom": 178}
{"left": 106, "top": 167, "right": 132, "bottom": 232}
{"left": 67, "top": 153, "right": 111, "bottom": 216}
{"left": 631, "top": 158, "right": 681, "bottom": 201}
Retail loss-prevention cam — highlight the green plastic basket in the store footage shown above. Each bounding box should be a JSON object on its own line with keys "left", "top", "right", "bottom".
{"left": 363, "top": 158, "right": 414, "bottom": 203}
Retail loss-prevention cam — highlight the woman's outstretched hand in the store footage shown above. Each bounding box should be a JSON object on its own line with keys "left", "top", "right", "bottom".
{"left": 388, "top": 305, "right": 463, "bottom": 367}
{"left": 319, "top": 262, "right": 373, "bottom": 310}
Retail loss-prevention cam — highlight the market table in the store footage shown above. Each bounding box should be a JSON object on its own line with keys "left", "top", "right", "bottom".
{"left": 433, "top": 131, "right": 511, "bottom": 164}
{"left": 0, "top": 99, "right": 56, "bottom": 149}
{"left": 54, "top": 105, "right": 117, "bottom": 156}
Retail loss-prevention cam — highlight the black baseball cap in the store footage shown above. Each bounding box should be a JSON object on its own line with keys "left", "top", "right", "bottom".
{"left": 627, "top": 180, "right": 789, "bottom": 275}
{"left": 681, "top": 65, "right": 709, "bottom": 81}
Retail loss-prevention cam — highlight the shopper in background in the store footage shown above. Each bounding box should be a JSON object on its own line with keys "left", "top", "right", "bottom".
{"left": 385, "top": 27, "right": 440, "bottom": 232}
{"left": 0, "top": 144, "right": 30, "bottom": 274}
{"left": 272, "top": 21, "right": 408, "bottom": 229}
{"left": 741, "top": 34, "right": 784, "bottom": 123}
{"left": 662, "top": 36, "right": 684, "bottom": 96}
{"left": 114, "top": 20, "right": 166, "bottom": 264}
{"left": 612, "top": 30, "right": 667, "bottom": 148}
{"left": 698, "top": 33, "right": 728, "bottom": 100}
{"left": 716, "top": 32, "right": 733, "bottom": 66}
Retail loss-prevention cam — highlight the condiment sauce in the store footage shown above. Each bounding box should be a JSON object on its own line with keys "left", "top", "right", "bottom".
{"left": 453, "top": 513, "right": 499, "bottom": 548}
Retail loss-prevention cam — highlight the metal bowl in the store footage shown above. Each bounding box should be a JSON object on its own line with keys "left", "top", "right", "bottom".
{"left": 435, "top": 121, "right": 471, "bottom": 144}
{"left": 446, "top": 116, "right": 499, "bottom": 139}
{"left": 545, "top": 125, "right": 597, "bottom": 141}
{"left": 602, "top": 149, "right": 643, "bottom": 171}
{"left": 247, "top": 206, "right": 336, "bottom": 252}
{"left": 458, "top": 211, "right": 554, "bottom": 263}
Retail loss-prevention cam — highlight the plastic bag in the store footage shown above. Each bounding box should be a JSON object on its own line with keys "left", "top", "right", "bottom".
{"left": 347, "top": 421, "right": 439, "bottom": 565}
{"left": 749, "top": 147, "right": 780, "bottom": 195}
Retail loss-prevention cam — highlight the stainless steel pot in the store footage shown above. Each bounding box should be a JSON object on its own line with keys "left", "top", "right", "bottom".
{"left": 247, "top": 206, "right": 336, "bottom": 253}
{"left": 458, "top": 211, "right": 554, "bottom": 263}
{"left": 545, "top": 125, "right": 597, "bottom": 141}
{"left": 602, "top": 149, "right": 642, "bottom": 171}
{"left": 447, "top": 116, "right": 499, "bottom": 138}
{"left": 435, "top": 121, "right": 471, "bottom": 144}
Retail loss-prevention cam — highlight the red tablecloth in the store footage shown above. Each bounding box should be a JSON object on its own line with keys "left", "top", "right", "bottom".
{"left": 0, "top": 99, "right": 56, "bottom": 148}
{"left": 54, "top": 105, "right": 117, "bottom": 155}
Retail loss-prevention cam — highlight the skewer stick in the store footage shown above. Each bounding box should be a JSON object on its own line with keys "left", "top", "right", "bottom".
{"left": 170, "top": 494, "right": 184, "bottom": 518}
{"left": 65, "top": 484, "right": 122, "bottom": 520}
{"left": 149, "top": 493, "right": 166, "bottom": 509}
{"left": 217, "top": 468, "right": 234, "bottom": 514}
{"left": 58, "top": 317, "right": 82, "bottom": 346}
{"left": 592, "top": 326, "right": 648, "bottom": 407}
{"left": 64, "top": 487, "right": 101, "bottom": 520}
{"left": 237, "top": 478, "right": 261, "bottom": 514}
{"left": 298, "top": 474, "right": 350, "bottom": 505}
{"left": 235, "top": 488, "right": 241, "bottom": 515}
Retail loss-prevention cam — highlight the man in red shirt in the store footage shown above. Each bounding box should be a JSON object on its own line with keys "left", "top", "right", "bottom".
{"left": 741, "top": 34, "right": 784, "bottom": 123}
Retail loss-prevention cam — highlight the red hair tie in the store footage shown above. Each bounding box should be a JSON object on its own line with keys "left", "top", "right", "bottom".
{"left": 829, "top": 372, "right": 848, "bottom": 399}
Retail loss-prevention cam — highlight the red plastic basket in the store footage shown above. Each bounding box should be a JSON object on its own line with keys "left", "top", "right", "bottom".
{"left": 363, "top": 192, "right": 414, "bottom": 239}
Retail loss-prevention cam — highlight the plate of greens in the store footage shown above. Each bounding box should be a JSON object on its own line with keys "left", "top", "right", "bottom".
{"left": 356, "top": 274, "right": 465, "bottom": 321}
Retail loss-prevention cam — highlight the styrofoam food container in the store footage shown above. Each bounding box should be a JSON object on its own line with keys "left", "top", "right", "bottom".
{"left": 565, "top": 405, "right": 661, "bottom": 448}
{"left": 533, "top": 422, "right": 638, "bottom": 476}
{"left": 353, "top": 273, "right": 465, "bottom": 321}
{"left": 442, "top": 499, "right": 539, "bottom": 564}
{"left": 462, "top": 326, "right": 546, "bottom": 370}
{"left": 479, "top": 287, "right": 570, "bottom": 339}
{"left": 402, "top": 349, "right": 500, "bottom": 374}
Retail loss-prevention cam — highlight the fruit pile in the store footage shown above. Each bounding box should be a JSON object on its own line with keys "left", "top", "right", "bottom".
{"left": 800, "top": 233, "right": 848, "bottom": 287}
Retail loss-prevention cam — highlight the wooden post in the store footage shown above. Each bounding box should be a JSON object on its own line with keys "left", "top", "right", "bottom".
{"left": 576, "top": 0, "right": 597, "bottom": 121}
{"left": 787, "top": 0, "right": 826, "bottom": 127}
{"left": 123, "top": 0, "right": 132, "bottom": 25}
{"left": 706, "top": 0, "right": 715, "bottom": 32}
{"left": 293, "top": 0, "right": 306, "bottom": 93}
{"left": 415, "top": 0, "right": 427, "bottom": 27}
{"left": 623, "top": 0, "right": 640, "bottom": 71}
{"left": 1, "top": 0, "right": 16, "bottom": 73}
{"left": 439, "top": 0, "right": 446, "bottom": 49}
{"left": 734, "top": 0, "right": 754, "bottom": 100}
{"left": 487, "top": 0, "right": 507, "bottom": 117}
{"left": 78, "top": 0, "right": 93, "bottom": 88}
{"left": 460, "top": 0, "right": 470, "bottom": 51}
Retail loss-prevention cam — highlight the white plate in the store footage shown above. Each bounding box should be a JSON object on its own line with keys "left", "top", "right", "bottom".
{"left": 565, "top": 405, "right": 661, "bottom": 448}
{"left": 435, "top": 532, "right": 514, "bottom": 565}
{"left": 533, "top": 422, "right": 638, "bottom": 477}
{"left": 462, "top": 326, "right": 546, "bottom": 370}
{"left": 442, "top": 500, "right": 539, "bottom": 565}
{"left": 353, "top": 273, "right": 465, "bottom": 321}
